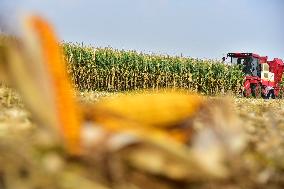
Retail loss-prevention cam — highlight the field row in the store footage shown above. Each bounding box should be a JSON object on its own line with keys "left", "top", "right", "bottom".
{"left": 64, "top": 43, "right": 244, "bottom": 95}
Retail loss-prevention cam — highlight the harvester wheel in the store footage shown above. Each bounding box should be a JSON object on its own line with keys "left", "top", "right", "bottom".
{"left": 266, "top": 89, "right": 275, "bottom": 99}
{"left": 251, "top": 83, "right": 261, "bottom": 98}
{"left": 243, "top": 88, "right": 251, "bottom": 97}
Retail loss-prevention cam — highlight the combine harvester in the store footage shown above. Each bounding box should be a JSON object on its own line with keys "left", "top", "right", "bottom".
{"left": 226, "top": 53, "right": 284, "bottom": 99}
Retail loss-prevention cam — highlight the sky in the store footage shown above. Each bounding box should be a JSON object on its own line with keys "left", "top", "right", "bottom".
{"left": 1, "top": 0, "right": 283, "bottom": 60}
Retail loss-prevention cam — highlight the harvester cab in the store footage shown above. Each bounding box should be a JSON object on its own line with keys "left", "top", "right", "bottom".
{"left": 227, "top": 53, "right": 284, "bottom": 98}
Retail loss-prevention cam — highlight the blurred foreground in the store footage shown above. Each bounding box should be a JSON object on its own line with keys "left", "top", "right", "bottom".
{"left": 0, "top": 86, "right": 283, "bottom": 189}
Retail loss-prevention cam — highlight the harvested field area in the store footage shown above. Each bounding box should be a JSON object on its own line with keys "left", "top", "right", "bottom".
{"left": 0, "top": 87, "right": 283, "bottom": 189}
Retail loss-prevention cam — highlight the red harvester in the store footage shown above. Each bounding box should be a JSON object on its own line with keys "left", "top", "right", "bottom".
{"left": 226, "top": 53, "right": 284, "bottom": 98}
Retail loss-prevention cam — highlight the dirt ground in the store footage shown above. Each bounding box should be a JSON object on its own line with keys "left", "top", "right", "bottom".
{"left": 0, "top": 87, "right": 284, "bottom": 189}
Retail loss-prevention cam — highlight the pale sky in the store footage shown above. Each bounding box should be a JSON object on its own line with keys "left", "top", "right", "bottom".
{"left": 1, "top": 0, "right": 283, "bottom": 60}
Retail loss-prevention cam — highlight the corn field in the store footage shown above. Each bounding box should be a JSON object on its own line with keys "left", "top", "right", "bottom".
{"left": 63, "top": 43, "right": 244, "bottom": 95}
